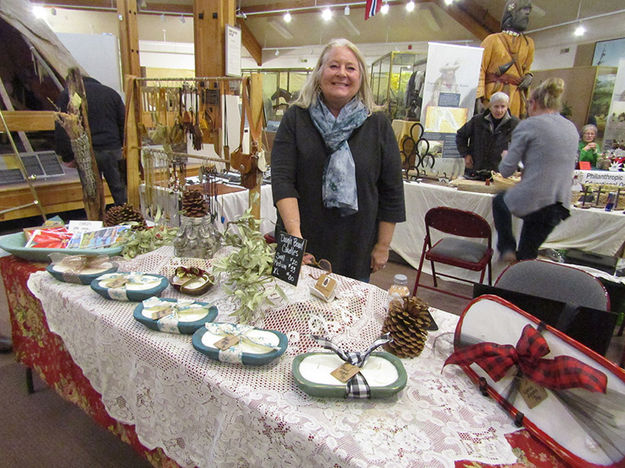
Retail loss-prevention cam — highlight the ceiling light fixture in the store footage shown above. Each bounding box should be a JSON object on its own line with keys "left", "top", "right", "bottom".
{"left": 275, "top": 49, "right": 280, "bottom": 56}
{"left": 381, "top": 2, "right": 390, "bottom": 15}
{"left": 32, "top": 5, "right": 46, "bottom": 19}
{"left": 179, "top": 14, "right": 185, "bottom": 24}
{"left": 444, "top": 0, "right": 453, "bottom": 5}
{"left": 573, "top": 0, "right": 586, "bottom": 37}
{"left": 283, "top": 11, "right": 292, "bottom": 23}
{"left": 574, "top": 23, "right": 585, "bottom": 36}
{"left": 344, "top": 5, "right": 350, "bottom": 16}
{"left": 321, "top": 8, "right": 333, "bottom": 21}
{"left": 406, "top": 1, "right": 415, "bottom": 12}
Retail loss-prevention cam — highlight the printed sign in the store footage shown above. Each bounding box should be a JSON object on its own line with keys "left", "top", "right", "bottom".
{"left": 272, "top": 231, "right": 307, "bottom": 286}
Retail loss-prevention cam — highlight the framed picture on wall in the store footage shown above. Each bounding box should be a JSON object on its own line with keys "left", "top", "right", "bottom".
{"left": 593, "top": 37, "right": 625, "bottom": 67}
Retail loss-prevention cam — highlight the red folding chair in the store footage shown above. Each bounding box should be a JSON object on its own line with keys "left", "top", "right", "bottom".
{"left": 413, "top": 206, "right": 493, "bottom": 300}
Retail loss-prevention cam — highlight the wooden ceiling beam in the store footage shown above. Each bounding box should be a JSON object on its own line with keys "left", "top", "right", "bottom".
{"left": 428, "top": 0, "right": 499, "bottom": 40}
{"left": 237, "top": 18, "right": 262, "bottom": 66}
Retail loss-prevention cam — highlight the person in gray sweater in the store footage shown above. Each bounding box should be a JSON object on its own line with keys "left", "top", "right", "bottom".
{"left": 492, "top": 77, "right": 578, "bottom": 262}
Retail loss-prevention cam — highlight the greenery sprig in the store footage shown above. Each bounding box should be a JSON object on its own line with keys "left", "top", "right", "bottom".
{"left": 118, "top": 221, "right": 178, "bottom": 260}
{"left": 212, "top": 204, "right": 286, "bottom": 323}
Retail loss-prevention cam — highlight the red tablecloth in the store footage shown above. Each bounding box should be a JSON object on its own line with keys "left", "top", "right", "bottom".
{"left": 0, "top": 255, "right": 178, "bottom": 468}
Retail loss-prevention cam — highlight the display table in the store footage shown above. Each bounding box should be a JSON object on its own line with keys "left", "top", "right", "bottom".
{"left": 392, "top": 181, "right": 625, "bottom": 281}
{"left": 1, "top": 247, "right": 566, "bottom": 467}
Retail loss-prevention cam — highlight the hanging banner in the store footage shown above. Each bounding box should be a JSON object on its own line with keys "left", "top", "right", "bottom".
{"left": 420, "top": 42, "right": 483, "bottom": 161}
{"left": 603, "top": 58, "right": 625, "bottom": 151}
{"left": 225, "top": 25, "right": 241, "bottom": 77}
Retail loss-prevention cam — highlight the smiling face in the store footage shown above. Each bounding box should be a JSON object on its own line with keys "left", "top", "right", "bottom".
{"left": 583, "top": 128, "right": 596, "bottom": 143}
{"left": 490, "top": 101, "right": 509, "bottom": 119}
{"left": 319, "top": 46, "right": 361, "bottom": 115}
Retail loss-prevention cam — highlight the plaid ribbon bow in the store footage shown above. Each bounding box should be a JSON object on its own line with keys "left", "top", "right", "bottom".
{"left": 444, "top": 325, "right": 607, "bottom": 393}
{"left": 312, "top": 333, "right": 392, "bottom": 399}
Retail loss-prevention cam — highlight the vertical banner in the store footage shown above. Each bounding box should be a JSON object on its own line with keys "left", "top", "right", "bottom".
{"left": 420, "top": 43, "right": 483, "bottom": 168}
{"left": 225, "top": 25, "right": 241, "bottom": 77}
{"left": 603, "top": 58, "right": 625, "bottom": 151}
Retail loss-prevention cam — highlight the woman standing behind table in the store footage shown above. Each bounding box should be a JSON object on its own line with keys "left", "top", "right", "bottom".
{"left": 271, "top": 38, "right": 406, "bottom": 281}
{"left": 492, "top": 77, "right": 579, "bottom": 262}
{"left": 578, "top": 123, "right": 601, "bottom": 168}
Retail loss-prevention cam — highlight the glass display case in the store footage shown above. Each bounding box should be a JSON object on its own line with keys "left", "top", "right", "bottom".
{"left": 243, "top": 68, "right": 311, "bottom": 130}
{"left": 370, "top": 52, "right": 427, "bottom": 120}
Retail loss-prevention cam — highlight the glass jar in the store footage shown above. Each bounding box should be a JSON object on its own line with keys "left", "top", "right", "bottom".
{"left": 174, "top": 215, "right": 221, "bottom": 259}
{"left": 388, "top": 273, "right": 410, "bottom": 304}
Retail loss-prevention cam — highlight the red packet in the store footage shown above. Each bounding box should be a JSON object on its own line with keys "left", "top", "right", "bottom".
{"left": 26, "top": 227, "right": 73, "bottom": 248}
{"left": 579, "top": 161, "right": 591, "bottom": 170}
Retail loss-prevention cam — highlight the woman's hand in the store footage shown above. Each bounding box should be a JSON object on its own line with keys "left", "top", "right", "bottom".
{"left": 370, "top": 242, "right": 389, "bottom": 273}
{"left": 584, "top": 142, "right": 597, "bottom": 151}
{"left": 464, "top": 155, "right": 474, "bottom": 169}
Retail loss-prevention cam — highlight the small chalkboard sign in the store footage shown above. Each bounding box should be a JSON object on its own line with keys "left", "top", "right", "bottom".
{"left": 272, "top": 231, "right": 307, "bottom": 286}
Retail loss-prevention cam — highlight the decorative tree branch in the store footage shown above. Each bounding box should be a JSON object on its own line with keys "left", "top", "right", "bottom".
{"left": 55, "top": 68, "right": 105, "bottom": 220}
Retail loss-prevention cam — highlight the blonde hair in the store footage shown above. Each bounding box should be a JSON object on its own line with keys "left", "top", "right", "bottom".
{"left": 293, "top": 38, "right": 377, "bottom": 113}
{"left": 530, "top": 77, "right": 565, "bottom": 112}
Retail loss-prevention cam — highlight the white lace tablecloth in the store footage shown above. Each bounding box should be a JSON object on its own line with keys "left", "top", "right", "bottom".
{"left": 27, "top": 246, "right": 522, "bottom": 468}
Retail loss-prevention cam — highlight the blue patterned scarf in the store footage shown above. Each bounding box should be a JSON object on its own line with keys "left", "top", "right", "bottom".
{"left": 309, "top": 97, "right": 368, "bottom": 216}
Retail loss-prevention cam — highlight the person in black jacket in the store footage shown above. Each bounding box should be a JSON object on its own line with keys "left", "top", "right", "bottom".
{"left": 456, "top": 91, "right": 519, "bottom": 174}
{"left": 55, "top": 76, "right": 127, "bottom": 205}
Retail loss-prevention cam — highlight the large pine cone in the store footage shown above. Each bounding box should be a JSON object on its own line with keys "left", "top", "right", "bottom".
{"left": 103, "top": 203, "right": 147, "bottom": 230}
{"left": 382, "top": 296, "right": 431, "bottom": 358}
{"left": 181, "top": 188, "right": 208, "bottom": 218}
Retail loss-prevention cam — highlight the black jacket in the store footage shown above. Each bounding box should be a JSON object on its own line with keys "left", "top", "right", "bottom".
{"left": 455, "top": 110, "right": 519, "bottom": 172}
{"left": 55, "top": 77, "right": 125, "bottom": 162}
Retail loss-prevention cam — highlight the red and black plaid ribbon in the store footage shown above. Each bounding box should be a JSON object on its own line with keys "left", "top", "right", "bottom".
{"left": 444, "top": 325, "right": 607, "bottom": 393}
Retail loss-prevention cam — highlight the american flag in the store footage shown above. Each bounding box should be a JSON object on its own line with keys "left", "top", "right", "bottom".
{"left": 365, "top": 0, "right": 382, "bottom": 20}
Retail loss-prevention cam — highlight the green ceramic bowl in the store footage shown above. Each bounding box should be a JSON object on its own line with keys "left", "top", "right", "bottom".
{"left": 0, "top": 232, "right": 123, "bottom": 263}
{"left": 292, "top": 351, "right": 407, "bottom": 398}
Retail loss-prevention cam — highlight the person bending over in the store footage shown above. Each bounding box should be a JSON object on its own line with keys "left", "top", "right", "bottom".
{"left": 271, "top": 38, "right": 406, "bottom": 281}
{"left": 492, "top": 77, "right": 578, "bottom": 262}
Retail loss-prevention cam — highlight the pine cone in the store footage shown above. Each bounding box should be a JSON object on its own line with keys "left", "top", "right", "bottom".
{"left": 181, "top": 188, "right": 208, "bottom": 217}
{"left": 103, "top": 203, "right": 147, "bottom": 230}
{"left": 382, "top": 296, "right": 431, "bottom": 358}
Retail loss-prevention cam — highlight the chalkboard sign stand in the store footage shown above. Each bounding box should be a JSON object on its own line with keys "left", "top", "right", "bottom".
{"left": 272, "top": 232, "right": 307, "bottom": 286}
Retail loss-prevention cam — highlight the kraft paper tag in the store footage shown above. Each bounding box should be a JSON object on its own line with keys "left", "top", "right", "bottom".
{"left": 519, "top": 376, "right": 548, "bottom": 409}
{"left": 330, "top": 362, "right": 361, "bottom": 383}
{"left": 214, "top": 335, "right": 240, "bottom": 351}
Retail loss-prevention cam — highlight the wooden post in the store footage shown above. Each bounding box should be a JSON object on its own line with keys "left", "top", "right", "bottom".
{"left": 118, "top": 0, "right": 142, "bottom": 208}
{"left": 123, "top": 76, "right": 142, "bottom": 208}
{"left": 193, "top": 0, "right": 235, "bottom": 77}
{"left": 117, "top": 0, "right": 141, "bottom": 85}
{"left": 249, "top": 73, "right": 263, "bottom": 220}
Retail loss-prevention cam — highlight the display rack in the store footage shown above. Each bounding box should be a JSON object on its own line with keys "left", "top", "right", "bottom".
{"left": 131, "top": 75, "right": 264, "bottom": 225}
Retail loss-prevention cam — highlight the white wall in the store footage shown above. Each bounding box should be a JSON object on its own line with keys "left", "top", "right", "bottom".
{"left": 532, "top": 44, "right": 578, "bottom": 71}
{"left": 57, "top": 33, "right": 123, "bottom": 95}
